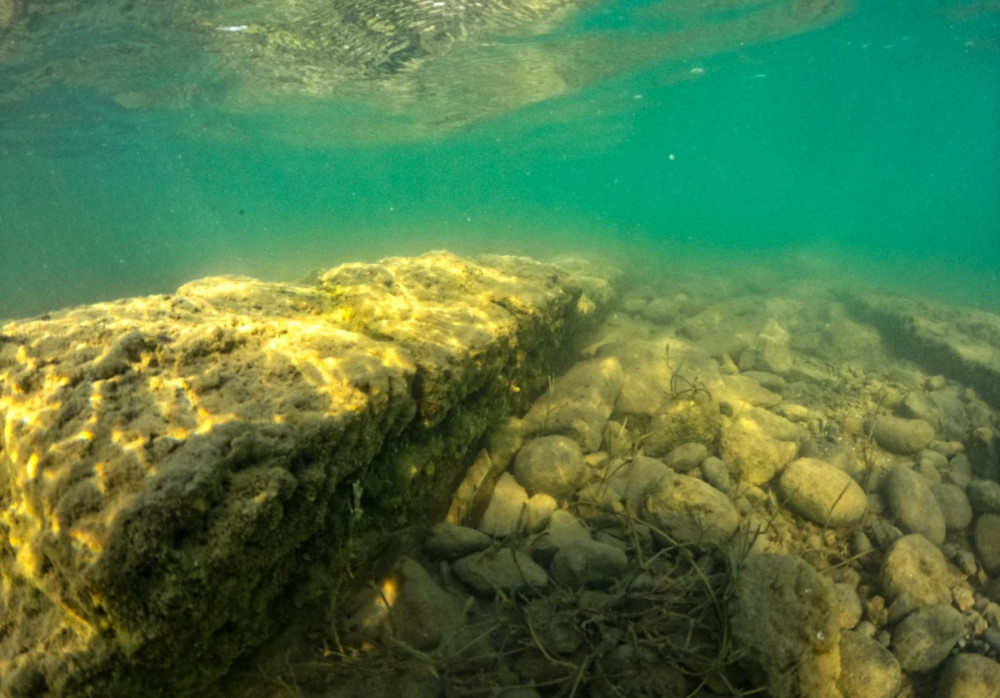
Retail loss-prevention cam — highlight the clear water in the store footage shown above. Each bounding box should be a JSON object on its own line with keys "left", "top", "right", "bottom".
{"left": 1, "top": 0, "right": 998, "bottom": 321}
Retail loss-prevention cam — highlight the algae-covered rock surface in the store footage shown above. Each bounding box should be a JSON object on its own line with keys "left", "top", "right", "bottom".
{"left": 0, "top": 251, "right": 613, "bottom": 697}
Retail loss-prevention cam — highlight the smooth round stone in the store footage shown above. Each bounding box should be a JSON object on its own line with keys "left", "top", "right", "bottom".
{"left": 931, "top": 482, "right": 973, "bottom": 530}
{"left": 870, "top": 416, "right": 936, "bottom": 455}
{"left": 934, "top": 441, "right": 964, "bottom": 458}
{"left": 663, "top": 442, "right": 708, "bottom": 473}
{"left": 917, "top": 449, "right": 949, "bottom": 470}
{"left": 523, "top": 493, "right": 557, "bottom": 533}
{"left": 453, "top": 548, "right": 548, "bottom": 595}
{"left": 891, "top": 604, "right": 965, "bottom": 673}
{"left": 746, "top": 406, "right": 802, "bottom": 442}
{"left": 850, "top": 530, "right": 873, "bottom": 558}
{"left": 640, "top": 297, "right": 676, "bottom": 323}
{"left": 720, "top": 373, "right": 782, "bottom": 407}
{"left": 867, "top": 518, "right": 903, "bottom": 548}
{"left": 529, "top": 509, "right": 590, "bottom": 566}
{"left": 799, "top": 438, "right": 862, "bottom": 480}
{"left": 947, "top": 453, "right": 974, "bottom": 487}
{"left": 477, "top": 472, "right": 528, "bottom": 537}
{"left": 974, "top": 513, "right": 1000, "bottom": 574}
{"left": 986, "top": 628, "right": 1000, "bottom": 655}
{"left": 642, "top": 471, "right": 738, "bottom": 546}
{"left": 967, "top": 479, "right": 1000, "bottom": 514}
{"left": 837, "top": 630, "right": 901, "bottom": 698}
{"left": 604, "top": 419, "right": 633, "bottom": 458}
{"left": 955, "top": 549, "right": 979, "bottom": 576}
{"left": 390, "top": 558, "right": 466, "bottom": 652}
{"left": 595, "top": 341, "right": 672, "bottom": 416}
{"left": 969, "top": 427, "right": 1000, "bottom": 481}
{"left": 720, "top": 415, "right": 797, "bottom": 485}
{"left": 779, "top": 457, "right": 867, "bottom": 526}
{"left": 883, "top": 463, "right": 946, "bottom": 546}
{"left": 513, "top": 435, "right": 585, "bottom": 501}
{"left": 778, "top": 403, "right": 811, "bottom": 422}
{"left": 701, "top": 456, "right": 733, "bottom": 494}
{"left": 881, "top": 534, "right": 952, "bottom": 608}
{"left": 425, "top": 523, "right": 492, "bottom": 560}
{"left": 550, "top": 540, "right": 628, "bottom": 589}
{"left": 603, "top": 455, "right": 670, "bottom": 507}
{"left": 915, "top": 458, "right": 943, "bottom": 484}
{"left": 937, "top": 653, "right": 1000, "bottom": 698}
{"left": 901, "top": 392, "right": 942, "bottom": 431}
{"left": 520, "top": 357, "right": 623, "bottom": 452}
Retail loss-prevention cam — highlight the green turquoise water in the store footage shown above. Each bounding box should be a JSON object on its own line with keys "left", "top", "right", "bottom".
{"left": 1, "top": 0, "right": 998, "bottom": 320}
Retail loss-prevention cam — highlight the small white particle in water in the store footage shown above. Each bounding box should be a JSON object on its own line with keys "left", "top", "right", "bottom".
{"left": 668, "top": 154, "right": 675, "bottom": 160}
{"left": 690, "top": 67, "right": 705, "bottom": 75}
{"left": 216, "top": 25, "right": 248, "bottom": 32}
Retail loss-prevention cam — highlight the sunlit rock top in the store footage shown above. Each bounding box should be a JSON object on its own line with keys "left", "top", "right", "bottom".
{"left": 0, "top": 250, "right": 614, "bottom": 696}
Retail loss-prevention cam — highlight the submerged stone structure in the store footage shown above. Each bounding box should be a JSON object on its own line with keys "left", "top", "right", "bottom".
{"left": 845, "top": 294, "right": 1000, "bottom": 411}
{"left": 0, "top": 251, "right": 614, "bottom": 696}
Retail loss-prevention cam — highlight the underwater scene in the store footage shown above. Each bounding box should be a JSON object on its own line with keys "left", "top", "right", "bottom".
{"left": 1, "top": 1, "right": 1000, "bottom": 697}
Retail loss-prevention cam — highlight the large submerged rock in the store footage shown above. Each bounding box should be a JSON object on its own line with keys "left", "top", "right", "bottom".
{"left": 730, "top": 553, "right": 843, "bottom": 698}
{"left": 0, "top": 251, "right": 614, "bottom": 697}
{"left": 846, "top": 293, "right": 1000, "bottom": 410}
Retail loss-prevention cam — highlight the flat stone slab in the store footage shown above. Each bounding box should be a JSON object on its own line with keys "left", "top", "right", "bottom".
{"left": 845, "top": 293, "right": 1000, "bottom": 409}
{"left": 0, "top": 251, "right": 613, "bottom": 697}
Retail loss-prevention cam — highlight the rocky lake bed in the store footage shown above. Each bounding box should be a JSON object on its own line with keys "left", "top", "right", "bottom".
{"left": 226, "top": 262, "right": 1000, "bottom": 698}
{"left": 2, "top": 253, "right": 999, "bottom": 697}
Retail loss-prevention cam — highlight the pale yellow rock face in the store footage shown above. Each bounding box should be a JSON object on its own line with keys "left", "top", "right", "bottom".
{"left": 779, "top": 457, "right": 867, "bottom": 527}
{"left": 730, "top": 553, "right": 843, "bottom": 698}
{"left": 642, "top": 470, "right": 739, "bottom": 547}
{"left": 720, "top": 414, "right": 798, "bottom": 485}
{"left": 0, "top": 250, "right": 613, "bottom": 696}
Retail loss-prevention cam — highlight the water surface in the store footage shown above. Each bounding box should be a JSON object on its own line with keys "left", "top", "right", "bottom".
{"left": 1, "top": 0, "right": 997, "bottom": 320}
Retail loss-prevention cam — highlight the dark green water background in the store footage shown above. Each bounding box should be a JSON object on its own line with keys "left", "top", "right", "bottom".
{"left": 1, "top": 0, "right": 998, "bottom": 320}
